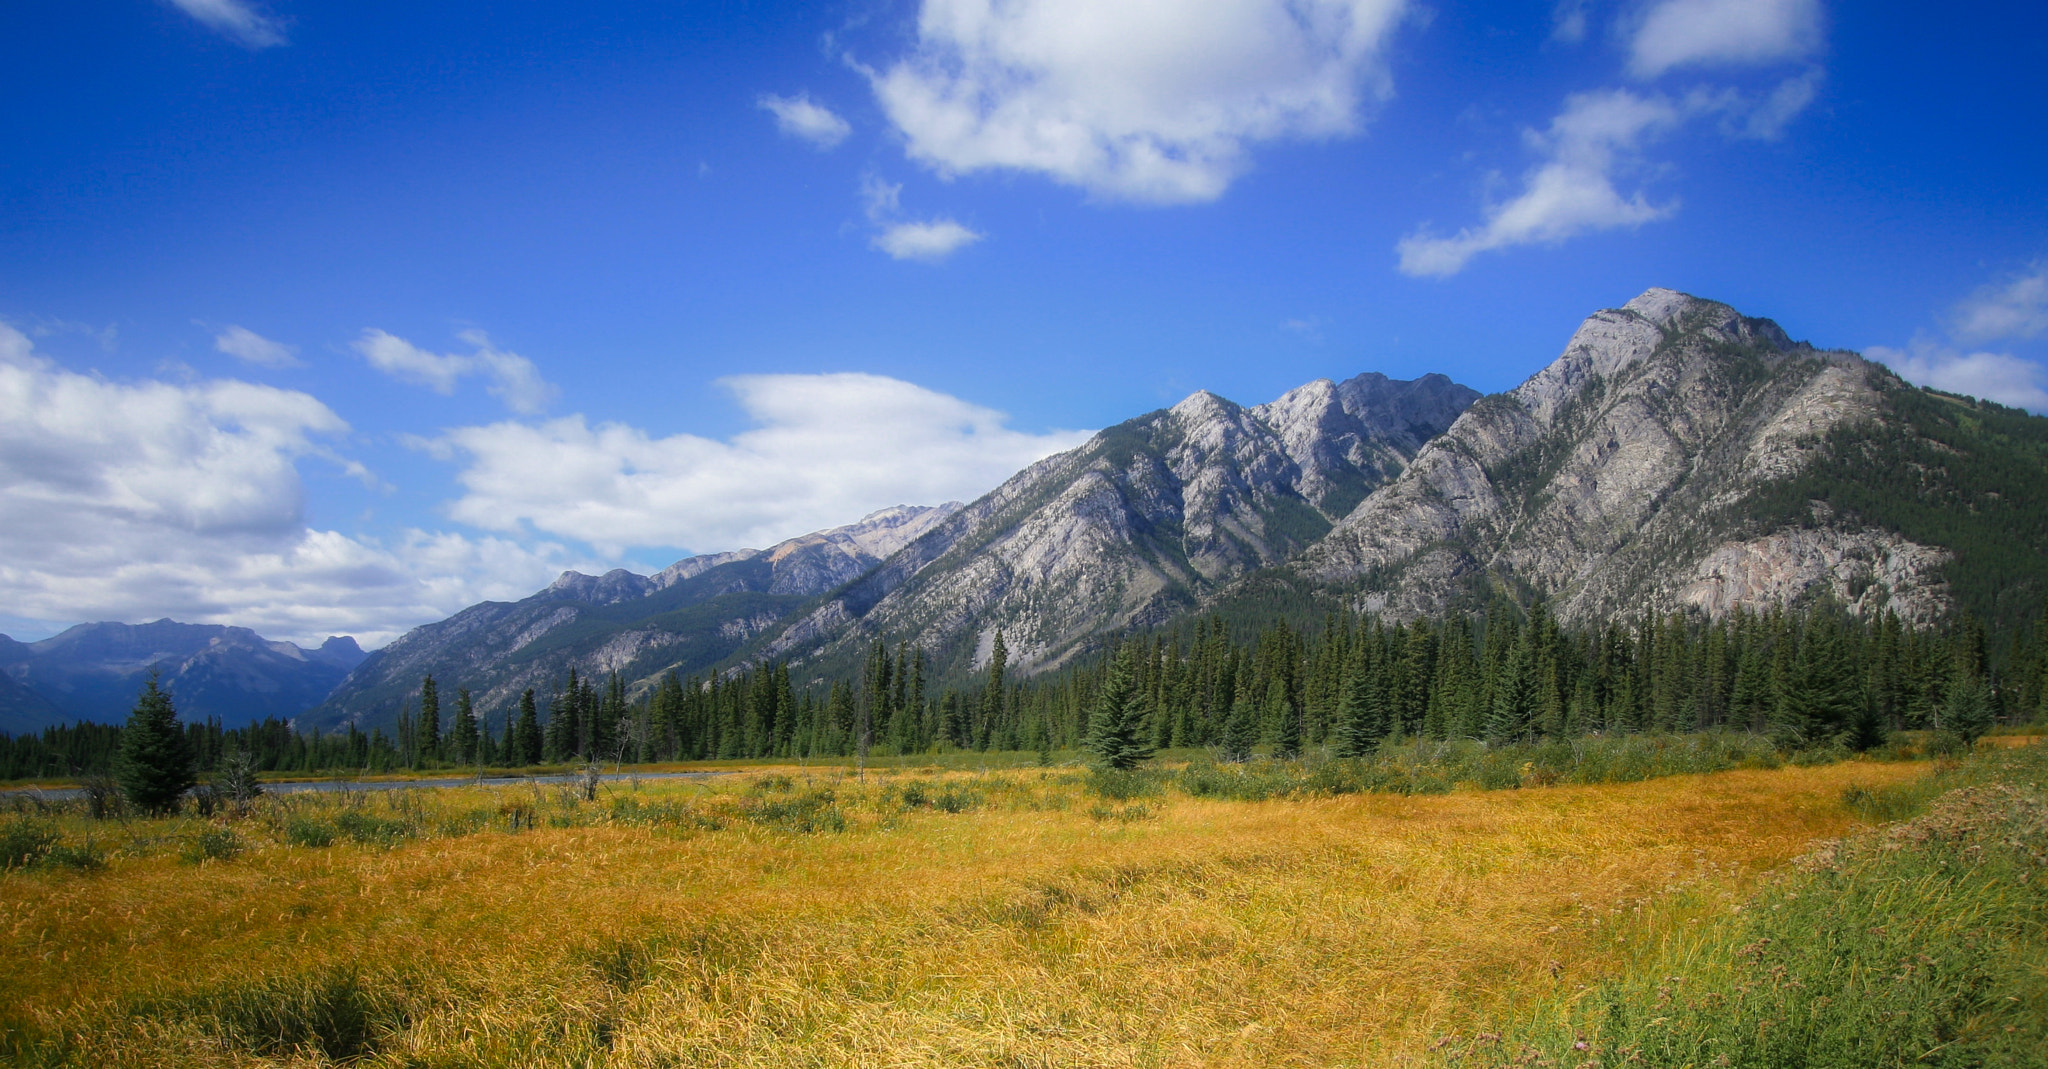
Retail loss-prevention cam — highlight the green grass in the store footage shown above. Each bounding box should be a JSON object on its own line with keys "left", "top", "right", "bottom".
{"left": 1447, "top": 743, "right": 2048, "bottom": 1067}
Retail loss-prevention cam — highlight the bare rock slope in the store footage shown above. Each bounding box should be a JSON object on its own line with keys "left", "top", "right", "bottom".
{"left": 755, "top": 372, "right": 1480, "bottom": 679}
{"left": 1260, "top": 288, "right": 1950, "bottom": 626}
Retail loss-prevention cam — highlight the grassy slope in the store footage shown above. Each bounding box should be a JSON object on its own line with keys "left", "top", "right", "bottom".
{"left": 2, "top": 751, "right": 1931, "bottom": 1067}
{"left": 1455, "top": 742, "right": 2048, "bottom": 1067}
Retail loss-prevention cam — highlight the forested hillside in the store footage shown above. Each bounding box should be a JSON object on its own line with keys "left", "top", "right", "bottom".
{"left": 9, "top": 600, "right": 2038, "bottom": 780}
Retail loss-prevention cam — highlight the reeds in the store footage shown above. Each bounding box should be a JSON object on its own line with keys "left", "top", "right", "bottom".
{"left": 0, "top": 754, "right": 1944, "bottom": 1067}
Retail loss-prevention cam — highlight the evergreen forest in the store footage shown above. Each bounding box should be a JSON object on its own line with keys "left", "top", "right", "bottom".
{"left": 5, "top": 598, "right": 2043, "bottom": 782}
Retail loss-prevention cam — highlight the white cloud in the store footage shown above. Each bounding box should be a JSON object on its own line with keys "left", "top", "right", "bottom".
{"left": 1734, "top": 68, "right": 1821, "bottom": 138}
{"left": 0, "top": 323, "right": 567, "bottom": 647}
{"left": 431, "top": 372, "right": 1092, "bottom": 556}
{"left": 1868, "top": 340, "right": 2048, "bottom": 413}
{"left": 867, "top": 0, "right": 1409, "bottom": 204}
{"left": 859, "top": 174, "right": 983, "bottom": 261}
{"left": 758, "top": 92, "right": 854, "bottom": 149}
{"left": 1398, "top": 89, "right": 1682, "bottom": 277}
{"left": 353, "top": 328, "right": 558, "bottom": 414}
{"left": 874, "top": 220, "right": 984, "bottom": 261}
{"left": 213, "top": 324, "right": 301, "bottom": 368}
{"left": 166, "top": 0, "right": 288, "bottom": 49}
{"left": 1628, "top": 0, "right": 1821, "bottom": 79}
{"left": 1953, "top": 264, "right": 2048, "bottom": 342}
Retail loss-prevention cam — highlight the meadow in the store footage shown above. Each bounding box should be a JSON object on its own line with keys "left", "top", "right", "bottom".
{"left": 0, "top": 737, "right": 2040, "bottom": 1067}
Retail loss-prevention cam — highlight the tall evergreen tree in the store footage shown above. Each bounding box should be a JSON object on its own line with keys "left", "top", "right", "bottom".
{"left": 1268, "top": 677, "right": 1301, "bottom": 758}
{"left": 418, "top": 674, "right": 441, "bottom": 762}
{"left": 452, "top": 686, "right": 478, "bottom": 765}
{"left": 1084, "top": 645, "right": 1153, "bottom": 770}
{"left": 514, "top": 689, "right": 543, "bottom": 766}
{"left": 117, "top": 671, "right": 196, "bottom": 814}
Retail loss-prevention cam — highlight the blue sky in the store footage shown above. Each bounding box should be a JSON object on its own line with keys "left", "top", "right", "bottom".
{"left": 2, "top": 0, "right": 2044, "bottom": 646}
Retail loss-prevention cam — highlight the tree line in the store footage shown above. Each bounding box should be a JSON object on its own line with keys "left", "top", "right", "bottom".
{"left": 6, "top": 599, "right": 2043, "bottom": 784}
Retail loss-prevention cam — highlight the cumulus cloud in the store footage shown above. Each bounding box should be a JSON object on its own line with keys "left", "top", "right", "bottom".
{"left": 1953, "top": 264, "right": 2048, "bottom": 342}
{"left": 758, "top": 92, "right": 854, "bottom": 149}
{"left": 866, "top": 0, "right": 1409, "bottom": 204}
{"left": 430, "top": 372, "right": 1092, "bottom": 555}
{"left": 0, "top": 323, "right": 567, "bottom": 647}
{"left": 874, "top": 219, "right": 984, "bottom": 261}
{"left": 1628, "top": 0, "right": 1822, "bottom": 79}
{"left": 860, "top": 174, "right": 983, "bottom": 262}
{"left": 213, "top": 324, "right": 301, "bottom": 368}
{"left": 1398, "top": 89, "right": 1682, "bottom": 277}
{"left": 165, "top": 0, "right": 288, "bottom": 49}
{"left": 353, "top": 328, "right": 558, "bottom": 414}
{"left": 1867, "top": 340, "right": 2048, "bottom": 413}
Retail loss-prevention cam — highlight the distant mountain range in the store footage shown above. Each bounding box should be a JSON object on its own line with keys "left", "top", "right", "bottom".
{"left": 0, "top": 621, "right": 364, "bottom": 734}
{"left": 14, "top": 288, "right": 2046, "bottom": 736}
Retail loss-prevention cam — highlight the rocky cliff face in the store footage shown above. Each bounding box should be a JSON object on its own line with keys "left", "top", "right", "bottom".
{"left": 1262, "top": 289, "right": 1950, "bottom": 627}
{"left": 754, "top": 372, "right": 1480, "bottom": 679}
{"left": 310, "top": 503, "right": 961, "bottom": 728}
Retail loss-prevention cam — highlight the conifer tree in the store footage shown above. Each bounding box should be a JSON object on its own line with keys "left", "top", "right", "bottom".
{"left": 1084, "top": 645, "right": 1152, "bottom": 770}
{"left": 452, "top": 686, "right": 478, "bottom": 765}
{"left": 514, "top": 689, "right": 543, "bottom": 766}
{"left": 1941, "top": 675, "right": 1993, "bottom": 746}
{"left": 117, "top": 671, "right": 196, "bottom": 814}
{"left": 1268, "top": 677, "right": 1301, "bottom": 758}
{"left": 418, "top": 674, "right": 440, "bottom": 762}
{"left": 1221, "top": 692, "right": 1259, "bottom": 763}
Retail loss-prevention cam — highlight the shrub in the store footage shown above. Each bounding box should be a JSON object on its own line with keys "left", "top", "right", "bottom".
{"left": 741, "top": 790, "right": 845, "bottom": 833}
{"left": 285, "top": 817, "right": 338, "bottom": 848}
{"left": 0, "top": 818, "right": 60, "bottom": 871}
{"left": 181, "top": 826, "right": 244, "bottom": 864}
{"left": 333, "top": 810, "right": 413, "bottom": 847}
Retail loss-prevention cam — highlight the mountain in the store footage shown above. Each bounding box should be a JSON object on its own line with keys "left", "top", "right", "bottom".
{"left": 0, "top": 621, "right": 367, "bottom": 732}
{"left": 752, "top": 371, "right": 1481, "bottom": 680}
{"left": 1225, "top": 288, "right": 2048, "bottom": 631}
{"left": 309, "top": 503, "right": 961, "bottom": 728}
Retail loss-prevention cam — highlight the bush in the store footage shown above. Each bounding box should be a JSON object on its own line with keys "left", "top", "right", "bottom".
{"left": 1087, "top": 767, "right": 1164, "bottom": 800}
{"left": 285, "top": 817, "right": 338, "bottom": 848}
{"left": 334, "top": 810, "right": 414, "bottom": 847}
{"left": 741, "top": 790, "right": 845, "bottom": 833}
{"left": 181, "top": 826, "right": 244, "bottom": 864}
{"left": 0, "top": 818, "right": 60, "bottom": 871}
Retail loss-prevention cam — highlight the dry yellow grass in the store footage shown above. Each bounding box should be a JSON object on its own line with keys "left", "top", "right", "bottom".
{"left": 0, "top": 759, "right": 1924, "bottom": 1067}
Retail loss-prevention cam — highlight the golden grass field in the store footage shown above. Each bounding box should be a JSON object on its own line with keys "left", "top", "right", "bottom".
{"left": 0, "top": 757, "right": 1929, "bottom": 1067}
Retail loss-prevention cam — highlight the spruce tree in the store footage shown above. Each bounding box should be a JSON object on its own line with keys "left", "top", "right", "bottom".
{"left": 1942, "top": 676, "right": 1993, "bottom": 746}
{"left": 418, "top": 675, "right": 441, "bottom": 762}
{"left": 1084, "top": 646, "right": 1153, "bottom": 770}
{"left": 514, "top": 689, "right": 543, "bottom": 766}
{"left": 1221, "top": 692, "right": 1258, "bottom": 763}
{"left": 452, "top": 686, "right": 478, "bottom": 765}
{"left": 1268, "top": 677, "right": 1301, "bottom": 759}
{"left": 117, "top": 671, "right": 196, "bottom": 814}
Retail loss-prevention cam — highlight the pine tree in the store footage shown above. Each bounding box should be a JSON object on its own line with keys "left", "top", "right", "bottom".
{"left": 117, "top": 671, "right": 196, "bottom": 814}
{"left": 1268, "top": 677, "right": 1301, "bottom": 759}
{"left": 417, "top": 675, "right": 441, "bottom": 763}
{"left": 1221, "top": 692, "right": 1259, "bottom": 763}
{"left": 452, "top": 686, "right": 478, "bottom": 765}
{"left": 1084, "top": 646, "right": 1153, "bottom": 770}
{"left": 514, "top": 689, "right": 543, "bottom": 766}
{"left": 1333, "top": 653, "right": 1379, "bottom": 758}
{"left": 1941, "top": 675, "right": 1993, "bottom": 746}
